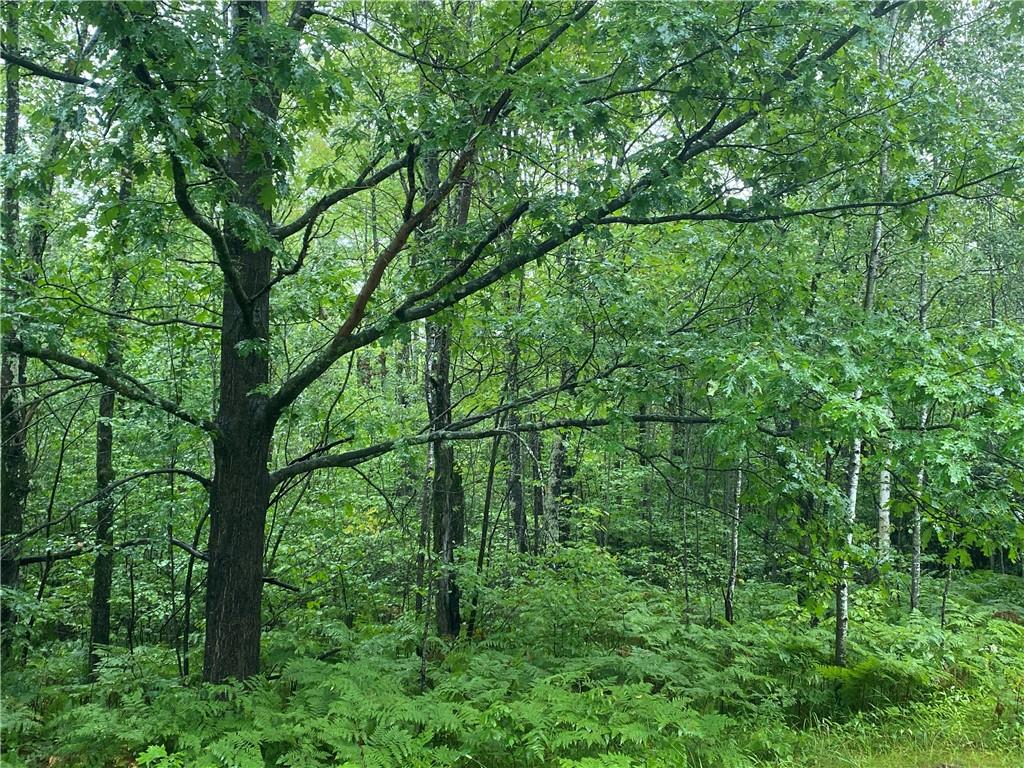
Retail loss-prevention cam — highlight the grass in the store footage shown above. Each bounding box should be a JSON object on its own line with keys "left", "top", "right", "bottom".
{"left": 786, "top": 745, "right": 1021, "bottom": 768}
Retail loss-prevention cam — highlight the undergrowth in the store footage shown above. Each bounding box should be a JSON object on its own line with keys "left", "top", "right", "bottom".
{"left": 2, "top": 549, "right": 1021, "bottom": 768}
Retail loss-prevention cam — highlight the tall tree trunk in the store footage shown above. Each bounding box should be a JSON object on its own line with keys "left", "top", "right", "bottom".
{"left": 638, "top": 407, "right": 655, "bottom": 546}
{"left": 467, "top": 430, "right": 501, "bottom": 638}
{"left": 203, "top": 147, "right": 274, "bottom": 681}
{"left": 508, "top": 414, "right": 528, "bottom": 554}
{"left": 910, "top": 449, "right": 924, "bottom": 611}
{"left": 910, "top": 203, "right": 932, "bottom": 612}
{"left": 724, "top": 468, "right": 742, "bottom": 624}
{"left": 1, "top": 2, "right": 27, "bottom": 650}
{"left": 414, "top": 454, "right": 432, "bottom": 616}
{"left": 199, "top": 1, "right": 283, "bottom": 684}
{"left": 203, "top": 238, "right": 273, "bottom": 681}
{"left": 835, "top": 427, "right": 862, "bottom": 667}
{"left": 427, "top": 321, "right": 464, "bottom": 638}
{"left": 89, "top": 166, "right": 131, "bottom": 674}
{"left": 422, "top": 153, "right": 471, "bottom": 638}
{"left": 505, "top": 289, "right": 528, "bottom": 554}
{"left": 835, "top": 114, "right": 888, "bottom": 665}
{"left": 88, "top": 370, "right": 116, "bottom": 674}
{"left": 547, "top": 433, "right": 566, "bottom": 545}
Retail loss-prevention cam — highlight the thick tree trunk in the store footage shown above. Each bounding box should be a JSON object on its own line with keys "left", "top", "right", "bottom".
{"left": 202, "top": 196, "right": 273, "bottom": 681}
{"left": 200, "top": 1, "right": 281, "bottom": 682}
{"left": 203, "top": 256, "right": 272, "bottom": 680}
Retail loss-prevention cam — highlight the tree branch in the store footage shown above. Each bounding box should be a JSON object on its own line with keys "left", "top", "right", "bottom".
{"left": 262, "top": 3, "right": 899, "bottom": 423}
{"left": 508, "top": 1, "right": 597, "bottom": 73}
{"left": 2, "top": 468, "right": 211, "bottom": 556}
{"left": 17, "top": 535, "right": 299, "bottom": 592}
{"left": 0, "top": 48, "right": 99, "bottom": 87}
{"left": 287, "top": 1, "right": 316, "bottom": 33}
{"left": 272, "top": 153, "right": 410, "bottom": 240}
{"left": 4, "top": 339, "right": 215, "bottom": 432}
{"left": 270, "top": 413, "right": 713, "bottom": 486}
{"left": 598, "top": 166, "right": 1019, "bottom": 226}
{"left": 265, "top": 91, "right": 512, "bottom": 424}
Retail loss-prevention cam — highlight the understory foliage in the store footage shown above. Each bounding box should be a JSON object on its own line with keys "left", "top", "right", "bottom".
{"left": 3, "top": 550, "right": 1021, "bottom": 768}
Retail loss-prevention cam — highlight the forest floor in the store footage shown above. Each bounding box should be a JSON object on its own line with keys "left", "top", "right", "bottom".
{"left": 1, "top": 552, "right": 1022, "bottom": 768}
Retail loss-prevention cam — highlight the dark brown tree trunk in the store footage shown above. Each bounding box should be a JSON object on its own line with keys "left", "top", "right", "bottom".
{"left": 88, "top": 316, "right": 121, "bottom": 673}
{"left": 1, "top": 4, "right": 26, "bottom": 649}
{"left": 414, "top": 455, "right": 432, "bottom": 616}
{"left": 427, "top": 321, "right": 464, "bottom": 638}
{"left": 203, "top": 241, "right": 272, "bottom": 681}
{"left": 199, "top": 1, "right": 282, "bottom": 683}
{"left": 88, "top": 164, "right": 130, "bottom": 674}
{"left": 503, "top": 272, "right": 528, "bottom": 555}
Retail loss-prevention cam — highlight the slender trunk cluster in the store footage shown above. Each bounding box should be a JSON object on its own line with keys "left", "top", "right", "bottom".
{"left": 835, "top": 126, "right": 888, "bottom": 665}
{"left": 910, "top": 199, "right": 933, "bottom": 612}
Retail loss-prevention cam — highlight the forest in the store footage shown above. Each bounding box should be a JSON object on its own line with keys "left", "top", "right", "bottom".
{"left": 1, "top": 1, "right": 1023, "bottom": 766}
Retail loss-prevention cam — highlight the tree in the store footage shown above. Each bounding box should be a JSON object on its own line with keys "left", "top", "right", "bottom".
{"left": 4, "top": 0, "right": 1018, "bottom": 685}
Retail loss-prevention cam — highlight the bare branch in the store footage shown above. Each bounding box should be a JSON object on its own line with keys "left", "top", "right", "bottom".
{"left": 17, "top": 535, "right": 299, "bottom": 592}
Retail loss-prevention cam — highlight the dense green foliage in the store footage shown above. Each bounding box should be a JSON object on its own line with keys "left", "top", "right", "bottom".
{"left": 2, "top": 0, "right": 1023, "bottom": 765}
{"left": 3, "top": 554, "right": 1023, "bottom": 767}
